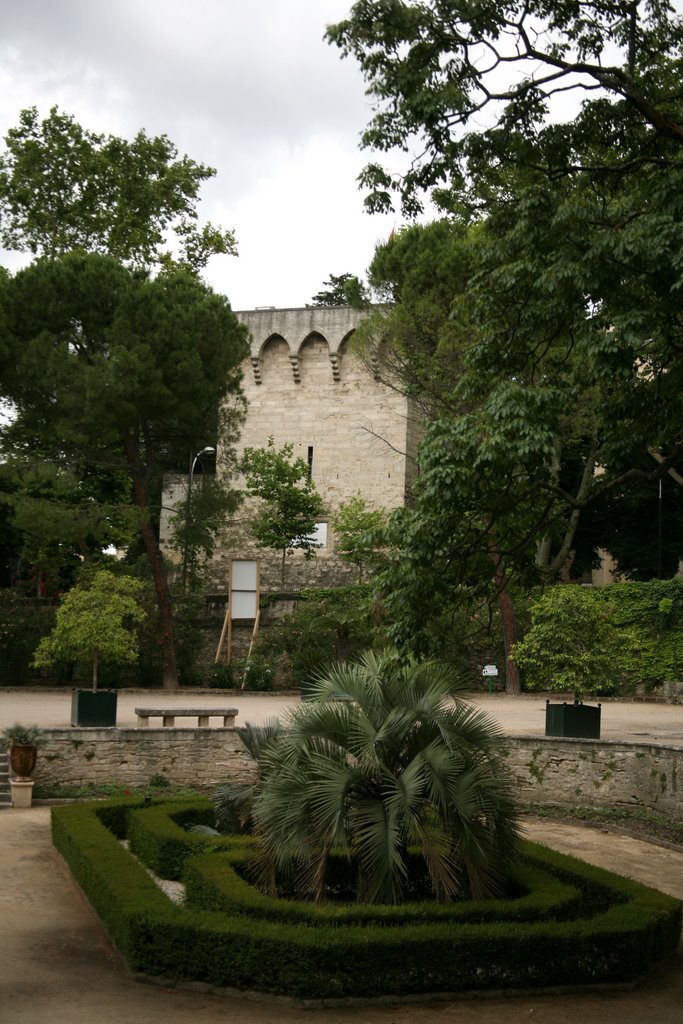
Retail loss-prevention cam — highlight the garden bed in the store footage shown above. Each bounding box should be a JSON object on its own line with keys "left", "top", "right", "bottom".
{"left": 51, "top": 797, "right": 682, "bottom": 1001}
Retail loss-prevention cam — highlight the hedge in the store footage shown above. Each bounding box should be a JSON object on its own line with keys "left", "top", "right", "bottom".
{"left": 51, "top": 798, "right": 682, "bottom": 1000}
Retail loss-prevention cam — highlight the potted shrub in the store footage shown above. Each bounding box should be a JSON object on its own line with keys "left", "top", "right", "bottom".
{"left": 32, "top": 570, "right": 147, "bottom": 727}
{"left": 512, "top": 586, "right": 643, "bottom": 739}
{"left": 2, "top": 723, "right": 45, "bottom": 778}
{"left": 2, "top": 723, "right": 45, "bottom": 808}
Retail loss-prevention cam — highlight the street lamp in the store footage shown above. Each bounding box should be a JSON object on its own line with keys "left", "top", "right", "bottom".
{"left": 181, "top": 445, "right": 216, "bottom": 594}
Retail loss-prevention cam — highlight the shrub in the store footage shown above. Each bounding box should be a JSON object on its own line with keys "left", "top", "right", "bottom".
{"left": 513, "top": 580, "right": 683, "bottom": 696}
{"left": 51, "top": 798, "right": 682, "bottom": 999}
{"left": 0, "top": 591, "right": 55, "bottom": 684}
{"left": 249, "top": 651, "right": 522, "bottom": 904}
{"left": 253, "top": 586, "right": 380, "bottom": 687}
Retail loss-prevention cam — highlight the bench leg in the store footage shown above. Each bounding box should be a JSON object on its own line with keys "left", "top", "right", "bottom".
{"left": 197, "top": 715, "right": 210, "bottom": 727}
{"left": 137, "top": 715, "right": 149, "bottom": 728}
{"left": 222, "top": 715, "right": 236, "bottom": 727}
{"left": 162, "top": 715, "right": 175, "bottom": 727}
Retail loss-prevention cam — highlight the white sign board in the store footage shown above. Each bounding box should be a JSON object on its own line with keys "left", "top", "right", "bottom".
{"left": 482, "top": 665, "right": 499, "bottom": 677}
{"left": 231, "top": 590, "right": 258, "bottom": 619}
{"left": 230, "top": 559, "right": 259, "bottom": 620}
{"left": 231, "top": 559, "right": 258, "bottom": 591}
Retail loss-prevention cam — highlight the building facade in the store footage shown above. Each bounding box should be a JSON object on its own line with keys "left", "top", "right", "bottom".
{"left": 162, "top": 306, "right": 420, "bottom": 592}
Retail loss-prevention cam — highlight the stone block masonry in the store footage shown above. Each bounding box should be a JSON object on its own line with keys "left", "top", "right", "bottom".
{"left": 30, "top": 729, "right": 682, "bottom": 821}
{"left": 35, "top": 727, "right": 256, "bottom": 790}
{"left": 504, "top": 737, "right": 682, "bottom": 821}
{"left": 160, "top": 306, "right": 422, "bottom": 592}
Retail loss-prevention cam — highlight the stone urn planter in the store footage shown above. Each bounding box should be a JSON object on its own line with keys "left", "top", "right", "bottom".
{"left": 2, "top": 724, "right": 45, "bottom": 808}
{"left": 9, "top": 742, "right": 38, "bottom": 779}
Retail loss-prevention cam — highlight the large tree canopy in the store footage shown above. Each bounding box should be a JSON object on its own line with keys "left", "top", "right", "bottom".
{"left": 0, "top": 252, "right": 248, "bottom": 686}
{"left": 0, "top": 106, "right": 236, "bottom": 271}
{"left": 327, "top": 0, "right": 683, "bottom": 215}
{"left": 331, "top": 2, "right": 683, "bottom": 684}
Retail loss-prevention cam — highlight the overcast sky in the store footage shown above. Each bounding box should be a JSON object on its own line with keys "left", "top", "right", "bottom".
{"left": 0, "top": 0, "right": 399, "bottom": 310}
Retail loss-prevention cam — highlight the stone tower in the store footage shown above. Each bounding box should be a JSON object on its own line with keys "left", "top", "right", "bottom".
{"left": 164, "top": 305, "right": 420, "bottom": 592}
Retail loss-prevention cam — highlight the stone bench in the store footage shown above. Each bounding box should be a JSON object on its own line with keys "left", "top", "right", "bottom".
{"left": 135, "top": 708, "right": 239, "bottom": 728}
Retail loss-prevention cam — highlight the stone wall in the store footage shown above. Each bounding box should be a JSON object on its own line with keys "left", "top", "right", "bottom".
{"left": 34, "top": 727, "right": 256, "bottom": 790}
{"left": 32, "top": 728, "right": 682, "bottom": 819}
{"left": 503, "top": 736, "right": 681, "bottom": 820}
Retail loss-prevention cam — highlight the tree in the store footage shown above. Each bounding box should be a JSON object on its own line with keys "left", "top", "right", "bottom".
{"left": 250, "top": 650, "right": 521, "bottom": 904}
{"left": 511, "top": 585, "right": 644, "bottom": 699}
{"left": 1, "top": 252, "right": 247, "bottom": 686}
{"left": 168, "top": 474, "right": 240, "bottom": 593}
{"left": 0, "top": 460, "right": 136, "bottom": 595}
{"left": 326, "top": 2, "right": 683, "bottom": 676}
{"left": 32, "top": 570, "right": 146, "bottom": 690}
{"left": 309, "top": 272, "right": 368, "bottom": 308}
{"left": 332, "top": 493, "right": 387, "bottom": 582}
{"left": 242, "top": 438, "right": 327, "bottom": 586}
{"left": 0, "top": 106, "right": 235, "bottom": 271}
{"left": 327, "top": 1, "right": 683, "bottom": 216}
{"left": 570, "top": 461, "right": 683, "bottom": 581}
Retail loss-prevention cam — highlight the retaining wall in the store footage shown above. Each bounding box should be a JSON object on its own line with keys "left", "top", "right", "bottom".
{"left": 31, "top": 729, "right": 681, "bottom": 820}
{"left": 35, "top": 727, "right": 256, "bottom": 790}
{"left": 504, "top": 736, "right": 681, "bottom": 820}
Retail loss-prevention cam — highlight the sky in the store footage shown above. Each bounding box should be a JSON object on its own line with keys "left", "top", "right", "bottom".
{"left": 0, "top": 0, "right": 398, "bottom": 311}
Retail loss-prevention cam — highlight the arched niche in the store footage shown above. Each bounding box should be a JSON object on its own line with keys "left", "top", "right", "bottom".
{"left": 258, "top": 333, "right": 292, "bottom": 385}
{"left": 297, "top": 331, "right": 332, "bottom": 385}
{"left": 337, "top": 329, "right": 369, "bottom": 381}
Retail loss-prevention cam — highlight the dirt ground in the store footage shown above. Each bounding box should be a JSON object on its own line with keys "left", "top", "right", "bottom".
{"left": 1, "top": 807, "right": 682, "bottom": 1024}
{"left": 2, "top": 687, "right": 683, "bottom": 744}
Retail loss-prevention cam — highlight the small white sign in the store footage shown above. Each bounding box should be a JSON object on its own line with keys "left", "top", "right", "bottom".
{"left": 482, "top": 665, "right": 499, "bottom": 677}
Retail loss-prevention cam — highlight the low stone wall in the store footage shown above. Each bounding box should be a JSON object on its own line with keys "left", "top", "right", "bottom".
{"left": 504, "top": 736, "right": 681, "bottom": 821}
{"left": 34, "top": 727, "right": 256, "bottom": 790}
{"left": 31, "top": 729, "right": 682, "bottom": 820}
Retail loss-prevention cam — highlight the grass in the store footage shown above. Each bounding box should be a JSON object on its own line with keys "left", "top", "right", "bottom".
{"left": 525, "top": 803, "right": 683, "bottom": 848}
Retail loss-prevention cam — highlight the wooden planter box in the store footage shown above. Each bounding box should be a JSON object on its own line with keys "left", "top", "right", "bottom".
{"left": 71, "top": 690, "right": 118, "bottom": 727}
{"left": 545, "top": 700, "right": 601, "bottom": 739}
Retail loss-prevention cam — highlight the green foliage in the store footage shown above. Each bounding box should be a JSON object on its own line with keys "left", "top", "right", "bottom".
{"left": 596, "top": 578, "right": 683, "bottom": 689}
{"left": 208, "top": 662, "right": 236, "bottom": 689}
{"left": 309, "top": 271, "right": 369, "bottom": 308}
{"left": 0, "top": 591, "right": 55, "bottom": 684}
{"left": 0, "top": 460, "right": 137, "bottom": 594}
{"left": 512, "top": 585, "right": 648, "bottom": 697}
{"left": 250, "top": 651, "right": 521, "bottom": 903}
{"left": 332, "top": 493, "right": 387, "bottom": 582}
{"left": 513, "top": 579, "right": 683, "bottom": 695}
{"left": 242, "top": 438, "right": 327, "bottom": 585}
{"left": 32, "top": 570, "right": 146, "bottom": 689}
{"left": 239, "top": 656, "right": 275, "bottom": 692}
{"left": 51, "top": 798, "right": 682, "bottom": 997}
{"left": 327, "top": 2, "right": 683, "bottom": 217}
{"left": 327, "top": 3, "right": 683, "bottom": 644}
{"left": 253, "top": 586, "right": 378, "bottom": 685}
{"left": 1, "top": 723, "right": 45, "bottom": 748}
{"left": 0, "top": 106, "right": 236, "bottom": 271}
{"left": 1, "top": 250, "right": 248, "bottom": 686}
{"left": 127, "top": 799, "right": 237, "bottom": 880}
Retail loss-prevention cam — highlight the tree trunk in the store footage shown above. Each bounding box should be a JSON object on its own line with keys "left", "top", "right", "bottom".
{"left": 488, "top": 543, "right": 521, "bottom": 695}
{"left": 120, "top": 427, "right": 178, "bottom": 688}
{"left": 497, "top": 585, "right": 520, "bottom": 695}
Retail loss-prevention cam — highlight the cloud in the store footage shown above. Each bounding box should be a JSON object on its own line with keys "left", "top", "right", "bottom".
{"left": 0, "top": 0, "right": 396, "bottom": 308}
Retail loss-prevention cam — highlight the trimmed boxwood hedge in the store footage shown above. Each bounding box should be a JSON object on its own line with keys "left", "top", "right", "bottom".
{"left": 51, "top": 798, "right": 682, "bottom": 1000}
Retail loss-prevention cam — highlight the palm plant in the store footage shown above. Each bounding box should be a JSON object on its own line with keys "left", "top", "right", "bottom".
{"left": 209, "top": 718, "right": 283, "bottom": 834}
{"left": 250, "top": 650, "right": 522, "bottom": 904}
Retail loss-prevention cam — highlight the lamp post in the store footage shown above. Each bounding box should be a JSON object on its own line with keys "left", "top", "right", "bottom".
{"left": 181, "top": 445, "right": 215, "bottom": 594}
